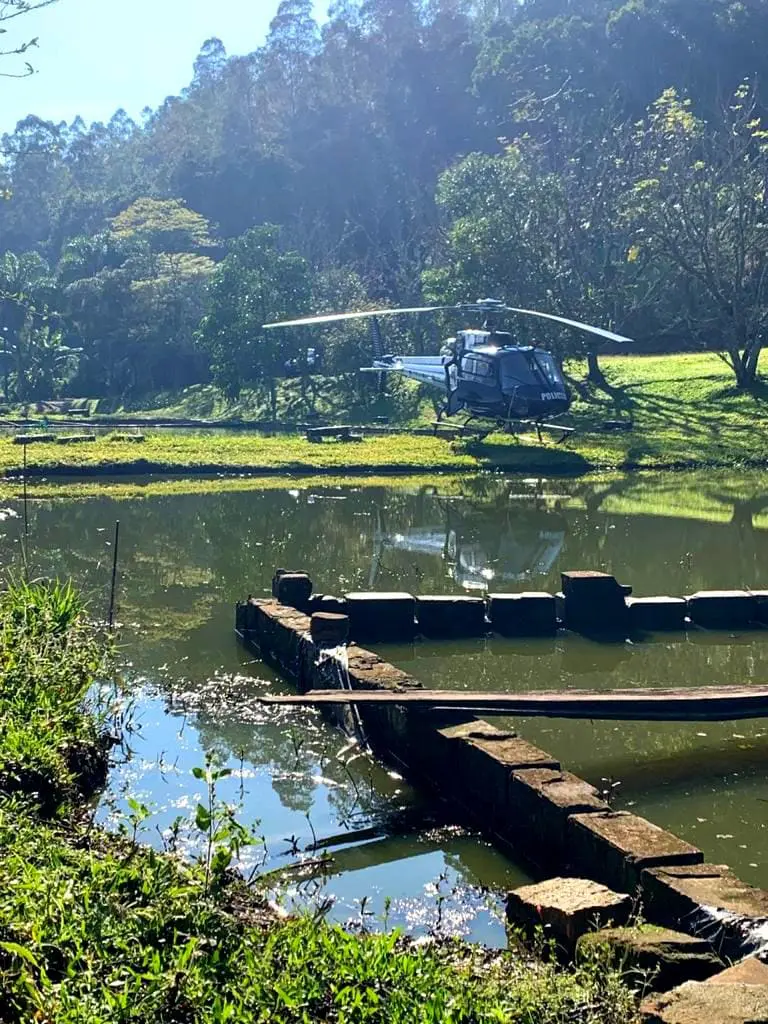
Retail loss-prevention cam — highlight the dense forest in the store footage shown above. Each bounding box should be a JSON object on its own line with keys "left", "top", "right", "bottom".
{"left": 2, "top": 0, "right": 768, "bottom": 410}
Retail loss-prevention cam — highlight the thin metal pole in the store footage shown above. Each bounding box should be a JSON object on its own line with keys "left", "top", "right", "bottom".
{"left": 22, "top": 442, "right": 28, "bottom": 538}
{"left": 108, "top": 520, "right": 120, "bottom": 628}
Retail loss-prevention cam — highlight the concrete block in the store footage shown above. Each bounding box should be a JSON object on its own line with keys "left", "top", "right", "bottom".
{"left": 561, "top": 570, "right": 629, "bottom": 635}
{"left": 640, "top": 955, "right": 768, "bottom": 1023}
{"left": 309, "top": 612, "right": 349, "bottom": 647}
{"left": 707, "top": 957, "right": 768, "bottom": 985}
{"left": 345, "top": 591, "right": 416, "bottom": 642}
{"left": 434, "top": 721, "right": 560, "bottom": 769}
{"left": 416, "top": 723, "right": 561, "bottom": 826}
{"left": 489, "top": 592, "right": 557, "bottom": 636}
{"left": 307, "top": 594, "right": 348, "bottom": 616}
{"left": 271, "top": 568, "right": 291, "bottom": 597}
{"left": 239, "top": 596, "right": 262, "bottom": 633}
{"left": 275, "top": 572, "right": 313, "bottom": 612}
{"left": 463, "top": 731, "right": 561, "bottom": 772}
{"left": 248, "top": 601, "right": 312, "bottom": 685}
{"left": 506, "top": 877, "right": 631, "bottom": 944}
{"left": 640, "top": 976, "right": 768, "bottom": 1023}
{"left": 344, "top": 646, "right": 417, "bottom": 690}
{"left": 568, "top": 811, "right": 703, "bottom": 894}
{"left": 686, "top": 590, "right": 758, "bottom": 629}
{"left": 578, "top": 925, "right": 724, "bottom": 991}
{"left": 641, "top": 863, "right": 768, "bottom": 957}
{"left": 508, "top": 768, "right": 608, "bottom": 859}
{"left": 561, "top": 570, "right": 628, "bottom": 603}
{"left": 415, "top": 595, "right": 487, "bottom": 637}
{"left": 627, "top": 596, "right": 688, "bottom": 632}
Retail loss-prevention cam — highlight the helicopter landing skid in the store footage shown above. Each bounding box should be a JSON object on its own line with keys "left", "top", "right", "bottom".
{"left": 532, "top": 421, "right": 576, "bottom": 444}
{"left": 430, "top": 417, "right": 492, "bottom": 441}
{"left": 458, "top": 414, "right": 493, "bottom": 440}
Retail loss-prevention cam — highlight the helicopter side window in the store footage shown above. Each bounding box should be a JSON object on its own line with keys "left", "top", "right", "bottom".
{"left": 461, "top": 354, "right": 496, "bottom": 382}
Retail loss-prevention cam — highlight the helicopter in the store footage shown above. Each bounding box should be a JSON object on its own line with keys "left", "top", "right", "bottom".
{"left": 370, "top": 483, "right": 566, "bottom": 591}
{"left": 263, "top": 298, "right": 633, "bottom": 433}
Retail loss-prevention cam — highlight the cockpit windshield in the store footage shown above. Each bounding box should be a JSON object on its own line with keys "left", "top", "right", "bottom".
{"left": 531, "top": 351, "right": 562, "bottom": 388}
{"left": 499, "top": 351, "right": 537, "bottom": 389}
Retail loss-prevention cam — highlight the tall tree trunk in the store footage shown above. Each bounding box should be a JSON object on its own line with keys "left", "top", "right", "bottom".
{"left": 729, "top": 347, "right": 752, "bottom": 389}
{"left": 743, "top": 340, "right": 764, "bottom": 385}
{"left": 586, "top": 349, "right": 608, "bottom": 388}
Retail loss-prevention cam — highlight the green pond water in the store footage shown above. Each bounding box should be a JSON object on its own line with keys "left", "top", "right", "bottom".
{"left": 5, "top": 469, "right": 768, "bottom": 944}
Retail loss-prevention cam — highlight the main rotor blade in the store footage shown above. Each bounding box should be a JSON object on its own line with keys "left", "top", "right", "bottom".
{"left": 506, "top": 307, "right": 634, "bottom": 344}
{"left": 263, "top": 306, "right": 449, "bottom": 329}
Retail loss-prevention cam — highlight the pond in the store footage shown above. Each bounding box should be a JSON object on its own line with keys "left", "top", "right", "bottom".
{"left": 5, "top": 468, "right": 768, "bottom": 944}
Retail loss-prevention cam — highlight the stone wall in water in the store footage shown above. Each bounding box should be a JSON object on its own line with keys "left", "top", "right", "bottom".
{"left": 236, "top": 591, "right": 768, "bottom": 970}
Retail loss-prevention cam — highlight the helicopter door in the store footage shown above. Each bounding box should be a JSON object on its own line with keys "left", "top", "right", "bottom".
{"left": 442, "top": 344, "right": 463, "bottom": 414}
{"left": 458, "top": 352, "right": 500, "bottom": 405}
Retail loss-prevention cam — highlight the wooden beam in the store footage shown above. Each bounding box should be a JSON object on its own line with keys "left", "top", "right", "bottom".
{"left": 258, "top": 685, "right": 768, "bottom": 722}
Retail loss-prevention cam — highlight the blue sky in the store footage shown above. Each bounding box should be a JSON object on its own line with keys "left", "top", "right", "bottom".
{"left": 1, "top": 0, "right": 325, "bottom": 134}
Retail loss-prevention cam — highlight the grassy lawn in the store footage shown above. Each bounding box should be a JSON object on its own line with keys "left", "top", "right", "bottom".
{"left": 4, "top": 352, "right": 768, "bottom": 477}
{"left": 563, "top": 351, "right": 768, "bottom": 469}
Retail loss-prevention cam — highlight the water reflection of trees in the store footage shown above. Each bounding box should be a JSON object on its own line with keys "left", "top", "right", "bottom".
{"left": 14, "top": 474, "right": 768, "bottom": 625}
{"left": 7, "top": 475, "right": 768, "bottom": 788}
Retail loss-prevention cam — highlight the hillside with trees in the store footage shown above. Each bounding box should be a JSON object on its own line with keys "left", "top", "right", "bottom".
{"left": 2, "top": 0, "right": 768, "bottom": 411}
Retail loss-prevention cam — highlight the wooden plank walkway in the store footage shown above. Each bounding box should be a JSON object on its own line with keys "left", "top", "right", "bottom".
{"left": 258, "top": 685, "right": 768, "bottom": 722}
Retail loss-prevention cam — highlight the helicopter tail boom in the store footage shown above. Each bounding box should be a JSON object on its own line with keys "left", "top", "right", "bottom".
{"left": 360, "top": 356, "right": 447, "bottom": 387}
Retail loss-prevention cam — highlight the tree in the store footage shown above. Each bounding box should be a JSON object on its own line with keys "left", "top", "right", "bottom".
{"left": 626, "top": 85, "right": 768, "bottom": 388}
{"left": 60, "top": 199, "right": 217, "bottom": 397}
{"left": 0, "top": 249, "right": 79, "bottom": 401}
{"left": 196, "top": 225, "right": 311, "bottom": 414}
{"left": 0, "top": 0, "right": 59, "bottom": 78}
{"left": 109, "top": 197, "right": 216, "bottom": 256}
{"left": 264, "top": 0, "right": 320, "bottom": 119}
{"left": 424, "top": 123, "right": 657, "bottom": 382}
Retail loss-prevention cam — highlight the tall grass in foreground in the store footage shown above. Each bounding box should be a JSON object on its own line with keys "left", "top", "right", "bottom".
{"left": 0, "top": 578, "right": 640, "bottom": 1023}
{"left": 0, "top": 802, "right": 640, "bottom": 1024}
{"left": 0, "top": 577, "right": 109, "bottom": 811}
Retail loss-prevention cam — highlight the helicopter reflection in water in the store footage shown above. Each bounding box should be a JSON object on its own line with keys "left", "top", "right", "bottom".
{"left": 370, "top": 483, "right": 567, "bottom": 591}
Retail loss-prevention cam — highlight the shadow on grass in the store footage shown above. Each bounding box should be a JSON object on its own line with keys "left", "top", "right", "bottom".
{"left": 464, "top": 439, "right": 591, "bottom": 473}
{"left": 708, "top": 378, "right": 768, "bottom": 403}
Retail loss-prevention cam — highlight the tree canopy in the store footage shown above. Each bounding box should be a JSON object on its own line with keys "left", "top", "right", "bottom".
{"left": 2, "top": 0, "right": 768, "bottom": 405}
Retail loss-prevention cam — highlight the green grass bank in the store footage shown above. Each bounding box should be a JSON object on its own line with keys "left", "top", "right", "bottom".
{"left": 6, "top": 352, "right": 768, "bottom": 477}
{"left": 0, "top": 579, "right": 640, "bottom": 1022}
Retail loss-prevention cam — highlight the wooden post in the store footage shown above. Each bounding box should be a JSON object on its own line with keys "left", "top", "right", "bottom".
{"left": 22, "top": 442, "right": 28, "bottom": 538}
{"left": 108, "top": 521, "right": 120, "bottom": 628}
